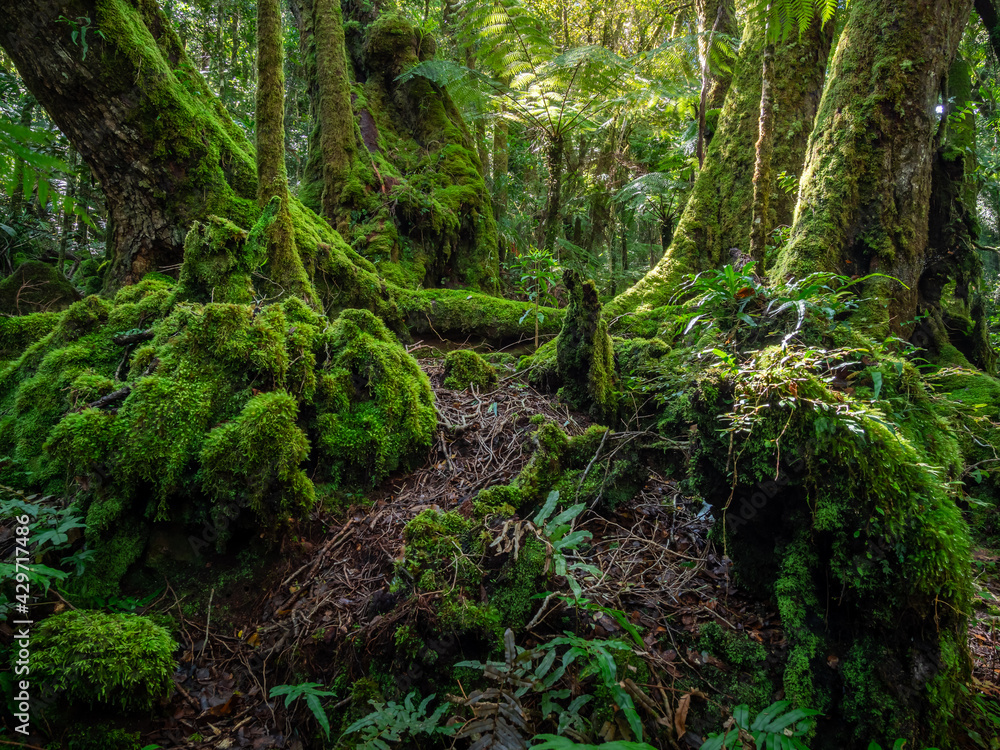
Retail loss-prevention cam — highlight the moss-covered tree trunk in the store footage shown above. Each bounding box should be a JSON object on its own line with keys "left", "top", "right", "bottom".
{"left": 542, "top": 133, "right": 566, "bottom": 256}
{"left": 256, "top": 0, "right": 310, "bottom": 299}
{"left": 771, "top": 0, "right": 982, "bottom": 357}
{"left": 606, "top": 9, "right": 833, "bottom": 317}
{"left": 748, "top": 39, "right": 775, "bottom": 265}
{"left": 311, "top": 0, "right": 359, "bottom": 232}
{"left": 0, "top": 0, "right": 263, "bottom": 288}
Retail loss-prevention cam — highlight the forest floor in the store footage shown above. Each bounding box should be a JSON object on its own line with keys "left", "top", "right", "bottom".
{"left": 124, "top": 358, "right": 1000, "bottom": 750}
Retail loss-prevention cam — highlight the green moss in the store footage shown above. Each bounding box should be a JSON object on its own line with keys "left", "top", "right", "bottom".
{"left": 201, "top": 390, "right": 315, "bottom": 521}
{"left": 490, "top": 535, "right": 547, "bottom": 629}
{"left": 443, "top": 349, "right": 497, "bottom": 390}
{"left": 32, "top": 610, "right": 175, "bottom": 712}
{"left": 674, "top": 341, "right": 974, "bottom": 747}
{"left": 65, "top": 724, "right": 143, "bottom": 750}
{"left": 472, "top": 484, "right": 522, "bottom": 517}
{"left": 401, "top": 509, "right": 478, "bottom": 591}
{"left": 0, "top": 310, "right": 60, "bottom": 362}
{"left": 314, "top": 308, "right": 435, "bottom": 488}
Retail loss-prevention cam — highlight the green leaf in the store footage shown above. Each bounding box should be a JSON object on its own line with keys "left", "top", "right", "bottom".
{"left": 871, "top": 370, "right": 883, "bottom": 400}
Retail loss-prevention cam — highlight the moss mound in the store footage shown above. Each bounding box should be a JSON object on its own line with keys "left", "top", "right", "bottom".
{"left": 32, "top": 610, "right": 176, "bottom": 712}
{"left": 443, "top": 349, "right": 497, "bottom": 390}
{"left": 0, "top": 271, "right": 435, "bottom": 594}
{"left": 0, "top": 260, "right": 81, "bottom": 314}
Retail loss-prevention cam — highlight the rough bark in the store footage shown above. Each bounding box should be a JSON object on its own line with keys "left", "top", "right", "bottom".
{"left": 695, "top": 0, "right": 737, "bottom": 166}
{"left": 606, "top": 9, "right": 833, "bottom": 317}
{"left": 313, "top": 0, "right": 358, "bottom": 231}
{"left": 772, "top": 0, "right": 977, "bottom": 343}
{"left": 914, "top": 58, "right": 996, "bottom": 371}
{"left": 0, "top": 0, "right": 262, "bottom": 288}
{"left": 542, "top": 134, "right": 566, "bottom": 256}
{"left": 492, "top": 116, "right": 509, "bottom": 263}
{"left": 748, "top": 40, "right": 775, "bottom": 265}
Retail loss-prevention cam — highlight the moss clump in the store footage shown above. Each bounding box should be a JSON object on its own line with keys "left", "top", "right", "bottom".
{"left": 33, "top": 610, "right": 176, "bottom": 712}
{"left": 314, "top": 308, "right": 435, "bottom": 488}
{"left": 201, "top": 390, "right": 315, "bottom": 520}
{"left": 0, "top": 260, "right": 81, "bottom": 315}
{"left": 65, "top": 724, "right": 143, "bottom": 750}
{"left": 2, "top": 271, "right": 438, "bottom": 595}
{"left": 443, "top": 349, "right": 497, "bottom": 390}
{"left": 489, "top": 535, "right": 547, "bottom": 629}
{"left": 0, "top": 310, "right": 60, "bottom": 362}
{"left": 472, "top": 484, "right": 522, "bottom": 517}
{"left": 401, "top": 509, "right": 478, "bottom": 591}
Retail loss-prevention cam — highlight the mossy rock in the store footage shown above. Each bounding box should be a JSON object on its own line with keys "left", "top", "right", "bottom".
{"left": 443, "top": 348, "right": 497, "bottom": 390}
{"left": 0, "top": 260, "right": 81, "bottom": 315}
{"left": 32, "top": 610, "right": 176, "bottom": 712}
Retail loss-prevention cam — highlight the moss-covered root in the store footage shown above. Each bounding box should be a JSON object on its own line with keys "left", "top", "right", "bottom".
{"left": 555, "top": 271, "right": 618, "bottom": 421}
{"left": 443, "top": 349, "right": 497, "bottom": 390}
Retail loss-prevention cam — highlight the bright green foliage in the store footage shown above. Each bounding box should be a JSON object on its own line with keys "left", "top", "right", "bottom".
{"left": 32, "top": 610, "right": 176, "bottom": 712}
{"left": 700, "top": 700, "right": 821, "bottom": 750}
{"left": 341, "top": 691, "right": 455, "bottom": 748}
{"left": 443, "top": 348, "right": 497, "bottom": 390}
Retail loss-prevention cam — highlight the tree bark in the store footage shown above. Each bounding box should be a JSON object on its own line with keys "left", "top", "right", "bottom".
{"left": 256, "top": 0, "right": 309, "bottom": 298}
{"left": 607, "top": 8, "right": 833, "bottom": 317}
{"left": 312, "top": 0, "right": 358, "bottom": 231}
{"left": 695, "top": 0, "right": 737, "bottom": 167}
{"left": 748, "top": 40, "right": 775, "bottom": 266}
{"left": 0, "top": 0, "right": 259, "bottom": 287}
{"left": 773, "top": 0, "right": 976, "bottom": 342}
{"left": 542, "top": 133, "right": 565, "bottom": 256}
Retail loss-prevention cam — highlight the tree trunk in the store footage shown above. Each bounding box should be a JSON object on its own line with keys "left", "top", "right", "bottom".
{"left": 312, "top": 0, "right": 358, "bottom": 231}
{"left": 256, "top": 0, "right": 309, "bottom": 298}
{"left": 748, "top": 40, "right": 775, "bottom": 266}
{"left": 695, "top": 0, "right": 736, "bottom": 167}
{"left": 773, "top": 0, "right": 976, "bottom": 344}
{"left": 57, "top": 149, "right": 78, "bottom": 276}
{"left": 542, "top": 133, "right": 565, "bottom": 256}
{"left": 492, "top": 116, "right": 509, "bottom": 264}
{"left": 0, "top": 0, "right": 259, "bottom": 287}
{"left": 607, "top": 9, "right": 833, "bottom": 317}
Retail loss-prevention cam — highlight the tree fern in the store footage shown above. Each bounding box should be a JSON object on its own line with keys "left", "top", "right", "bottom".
{"left": 750, "top": 0, "right": 842, "bottom": 43}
